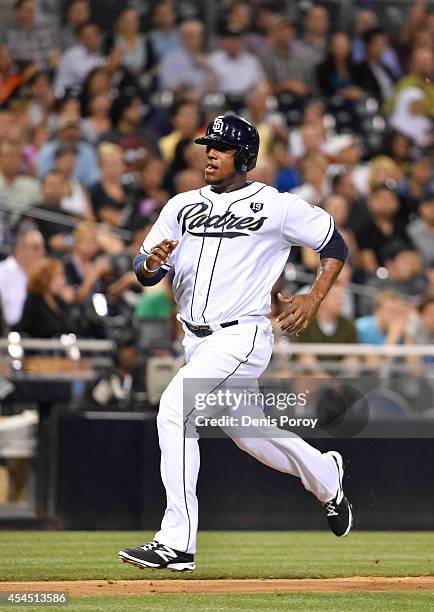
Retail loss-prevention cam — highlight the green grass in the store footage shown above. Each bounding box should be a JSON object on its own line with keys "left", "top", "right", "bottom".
{"left": 0, "top": 531, "right": 433, "bottom": 582}
{"left": 1, "top": 594, "right": 434, "bottom": 612}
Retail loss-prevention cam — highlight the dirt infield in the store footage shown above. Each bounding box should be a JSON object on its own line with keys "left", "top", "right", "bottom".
{"left": 1, "top": 577, "right": 434, "bottom": 595}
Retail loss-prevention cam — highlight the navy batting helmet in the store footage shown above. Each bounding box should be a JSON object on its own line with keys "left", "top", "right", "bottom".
{"left": 195, "top": 115, "right": 260, "bottom": 172}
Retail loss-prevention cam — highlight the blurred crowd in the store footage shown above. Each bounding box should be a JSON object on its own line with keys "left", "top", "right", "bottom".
{"left": 0, "top": 0, "right": 433, "bottom": 402}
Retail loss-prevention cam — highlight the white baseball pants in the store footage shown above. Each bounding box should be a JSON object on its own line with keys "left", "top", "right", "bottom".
{"left": 154, "top": 319, "right": 339, "bottom": 554}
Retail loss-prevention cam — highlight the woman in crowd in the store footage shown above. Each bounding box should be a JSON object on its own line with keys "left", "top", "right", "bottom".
{"left": 53, "top": 145, "right": 94, "bottom": 219}
{"left": 89, "top": 143, "right": 133, "bottom": 227}
{"left": 64, "top": 222, "right": 110, "bottom": 304}
{"left": 81, "top": 92, "right": 112, "bottom": 144}
{"left": 109, "top": 8, "right": 156, "bottom": 80}
{"left": 16, "top": 258, "right": 78, "bottom": 338}
{"left": 381, "top": 130, "right": 412, "bottom": 178}
{"left": 317, "top": 32, "right": 365, "bottom": 101}
{"left": 132, "top": 156, "right": 168, "bottom": 222}
{"left": 80, "top": 67, "right": 112, "bottom": 118}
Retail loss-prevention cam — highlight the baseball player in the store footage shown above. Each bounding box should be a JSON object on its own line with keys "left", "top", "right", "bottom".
{"left": 119, "top": 115, "right": 352, "bottom": 572}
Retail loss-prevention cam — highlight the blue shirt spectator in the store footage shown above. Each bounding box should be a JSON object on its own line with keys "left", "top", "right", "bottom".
{"left": 37, "top": 116, "right": 100, "bottom": 187}
{"left": 158, "top": 20, "right": 212, "bottom": 95}
{"left": 356, "top": 315, "right": 386, "bottom": 344}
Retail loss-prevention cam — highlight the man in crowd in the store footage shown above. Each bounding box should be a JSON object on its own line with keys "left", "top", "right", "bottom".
{"left": 407, "top": 188, "right": 434, "bottom": 266}
{"left": 158, "top": 20, "right": 215, "bottom": 96}
{"left": 37, "top": 115, "right": 100, "bottom": 186}
{"left": 354, "top": 27, "right": 396, "bottom": 104}
{"left": 0, "top": 139, "right": 41, "bottom": 213}
{"left": 0, "top": 225, "right": 45, "bottom": 327}
{"left": 5, "top": 0, "right": 59, "bottom": 71}
{"left": 55, "top": 21, "right": 106, "bottom": 93}
{"left": 208, "top": 25, "right": 265, "bottom": 100}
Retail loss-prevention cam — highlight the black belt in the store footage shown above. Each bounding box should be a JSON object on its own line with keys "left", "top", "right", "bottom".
{"left": 182, "top": 319, "right": 238, "bottom": 337}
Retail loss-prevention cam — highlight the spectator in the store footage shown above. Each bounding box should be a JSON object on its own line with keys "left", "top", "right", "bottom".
{"left": 288, "top": 100, "right": 332, "bottom": 160}
{"left": 381, "top": 130, "right": 412, "bottom": 179}
{"left": 354, "top": 27, "right": 396, "bottom": 104}
{"left": 5, "top": 0, "right": 59, "bottom": 72}
{"left": 79, "top": 66, "right": 111, "bottom": 117}
{"left": 64, "top": 222, "right": 110, "bottom": 304}
{"left": 100, "top": 93, "right": 159, "bottom": 182}
{"left": 49, "top": 95, "right": 82, "bottom": 135}
{"left": 331, "top": 170, "right": 369, "bottom": 232}
{"left": 54, "top": 22, "right": 106, "bottom": 93}
{"left": 173, "top": 168, "right": 204, "bottom": 194}
{"left": 295, "top": 123, "right": 326, "bottom": 162}
{"left": 26, "top": 71, "right": 54, "bottom": 127}
{"left": 356, "top": 289, "right": 412, "bottom": 346}
{"left": 291, "top": 285, "right": 358, "bottom": 363}
{"left": 167, "top": 139, "right": 204, "bottom": 185}
{"left": 406, "top": 295, "right": 434, "bottom": 347}
{"left": 0, "top": 44, "right": 28, "bottom": 106}
{"left": 293, "top": 153, "right": 329, "bottom": 204}
{"left": 397, "top": 155, "right": 433, "bottom": 221}
{"left": 301, "top": 191, "right": 359, "bottom": 272}
{"left": 208, "top": 26, "right": 265, "bottom": 100}
{"left": 407, "top": 188, "right": 434, "bottom": 266}
{"left": 107, "top": 219, "right": 150, "bottom": 304}
{"left": 32, "top": 170, "right": 73, "bottom": 252}
{"left": 0, "top": 225, "right": 45, "bottom": 326}
{"left": 367, "top": 155, "right": 403, "bottom": 192}
{"left": 352, "top": 9, "right": 401, "bottom": 78}
{"left": 427, "top": 262, "right": 434, "bottom": 296}
{"left": 226, "top": 1, "right": 251, "bottom": 31}
{"left": 158, "top": 20, "right": 215, "bottom": 96}
{"left": 23, "top": 122, "right": 49, "bottom": 176}
{"left": 324, "top": 134, "right": 367, "bottom": 197}
{"left": 386, "top": 46, "right": 434, "bottom": 146}
{"left": 0, "top": 139, "right": 41, "bottom": 213}
{"left": 260, "top": 15, "right": 311, "bottom": 101}
{"left": 242, "top": 80, "right": 286, "bottom": 168}
{"left": 16, "top": 257, "right": 78, "bottom": 337}
{"left": 317, "top": 32, "right": 365, "bottom": 101}
{"left": 356, "top": 184, "right": 411, "bottom": 273}
{"left": 53, "top": 145, "right": 93, "bottom": 219}
{"left": 81, "top": 91, "right": 112, "bottom": 144}
{"left": 37, "top": 114, "right": 100, "bottom": 186}
{"left": 159, "top": 100, "right": 200, "bottom": 163}
{"left": 226, "top": 1, "right": 264, "bottom": 55}
{"left": 360, "top": 241, "right": 427, "bottom": 315}
{"left": 132, "top": 156, "right": 168, "bottom": 222}
{"left": 89, "top": 143, "right": 133, "bottom": 227}
{"left": 296, "top": 4, "right": 330, "bottom": 87}
{"left": 268, "top": 136, "right": 301, "bottom": 193}
{"left": 148, "top": 0, "right": 179, "bottom": 62}
{"left": 351, "top": 9, "right": 378, "bottom": 62}
{"left": 109, "top": 8, "right": 155, "bottom": 79}
{"left": 323, "top": 194, "right": 359, "bottom": 267}
{"left": 60, "top": 0, "right": 91, "bottom": 51}
{"left": 89, "top": 328, "right": 142, "bottom": 406}
{"left": 399, "top": 0, "right": 434, "bottom": 71}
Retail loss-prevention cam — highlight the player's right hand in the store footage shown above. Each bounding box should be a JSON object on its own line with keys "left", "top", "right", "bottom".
{"left": 145, "top": 239, "right": 179, "bottom": 274}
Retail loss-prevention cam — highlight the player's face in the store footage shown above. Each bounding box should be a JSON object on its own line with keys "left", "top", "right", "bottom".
{"left": 204, "top": 143, "right": 238, "bottom": 186}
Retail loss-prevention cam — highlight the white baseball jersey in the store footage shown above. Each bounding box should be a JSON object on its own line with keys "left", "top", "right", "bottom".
{"left": 139, "top": 181, "right": 335, "bottom": 324}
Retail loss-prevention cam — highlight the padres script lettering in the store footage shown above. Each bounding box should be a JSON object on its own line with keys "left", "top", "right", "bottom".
{"left": 177, "top": 202, "right": 268, "bottom": 238}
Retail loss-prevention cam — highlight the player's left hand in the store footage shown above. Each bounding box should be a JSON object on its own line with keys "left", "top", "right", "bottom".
{"left": 276, "top": 292, "right": 320, "bottom": 335}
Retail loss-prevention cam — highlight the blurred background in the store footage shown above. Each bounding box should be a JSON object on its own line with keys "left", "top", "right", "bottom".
{"left": 0, "top": 0, "right": 433, "bottom": 531}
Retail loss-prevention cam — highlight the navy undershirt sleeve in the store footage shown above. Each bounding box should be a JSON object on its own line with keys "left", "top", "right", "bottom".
{"left": 133, "top": 254, "right": 168, "bottom": 286}
{"left": 319, "top": 228, "right": 348, "bottom": 264}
